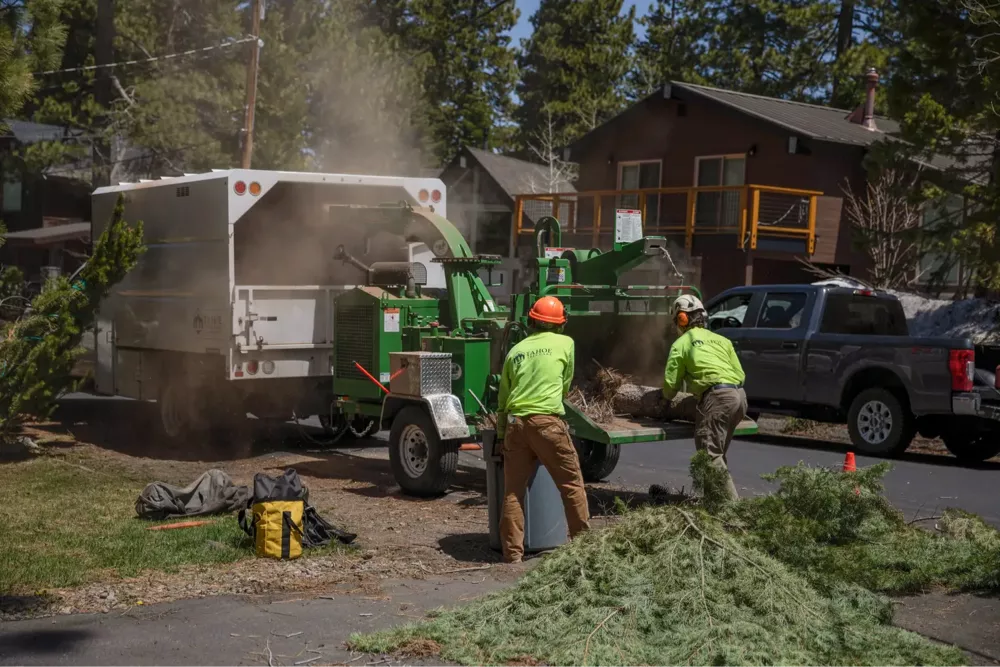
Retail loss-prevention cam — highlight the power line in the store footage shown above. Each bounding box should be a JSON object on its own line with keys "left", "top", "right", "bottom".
{"left": 34, "top": 36, "right": 258, "bottom": 76}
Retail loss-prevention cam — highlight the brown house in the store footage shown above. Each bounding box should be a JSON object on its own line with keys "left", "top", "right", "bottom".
{"left": 549, "top": 74, "right": 910, "bottom": 298}
{"left": 440, "top": 146, "right": 577, "bottom": 296}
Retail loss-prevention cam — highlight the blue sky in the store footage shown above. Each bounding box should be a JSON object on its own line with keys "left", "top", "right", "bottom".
{"left": 510, "top": 0, "right": 656, "bottom": 44}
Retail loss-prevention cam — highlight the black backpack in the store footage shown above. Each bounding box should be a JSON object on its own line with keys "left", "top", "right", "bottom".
{"left": 238, "top": 469, "right": 357, "bottom": 549}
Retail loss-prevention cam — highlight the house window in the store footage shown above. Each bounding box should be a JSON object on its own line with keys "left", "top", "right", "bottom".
{"left": 2, "top": 171, "right": 22, "bottom": 213}
{"left": 918, "top": 194, "right": 963, "bottom": 287}
{"left": 694, "top": 155, "right": 745, "bottom": 229}
{"left": 617, "top": 160, "right": 661, "bottom": 225}
{"left": 476, "top": 210, "right": 512, "bottom": 256}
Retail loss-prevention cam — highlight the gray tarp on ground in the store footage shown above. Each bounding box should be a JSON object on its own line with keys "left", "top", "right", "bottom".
{"left": 135, "top": 469, "right": 249, "bottom": 520}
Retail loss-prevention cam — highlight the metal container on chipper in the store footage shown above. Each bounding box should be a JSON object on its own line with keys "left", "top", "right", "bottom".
{"left": 389, "top": 351, "right": 452, "bottom": 396}
{"left": 482, "top": 428, "right": 569, "bottom": 553}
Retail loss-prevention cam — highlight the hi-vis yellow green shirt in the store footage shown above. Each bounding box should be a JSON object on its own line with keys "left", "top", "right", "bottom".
{"left": 497, "top": 331, "right": 575, "bottom": 434}
{"left": 663, "top": 327, "right": 745, "bottom": 399}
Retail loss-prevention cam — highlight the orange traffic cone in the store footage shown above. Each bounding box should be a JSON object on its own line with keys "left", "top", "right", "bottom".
{"left": 843, "top": 452, "right": 860, "bottom": 495}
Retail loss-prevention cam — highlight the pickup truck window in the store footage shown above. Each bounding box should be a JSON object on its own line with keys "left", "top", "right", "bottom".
{"left": 819, "top": 293, "right": 908, "bottom": 335}
{"left": 708, "top": 293, "right": 752, "bottom": 330}
{"left": 756, "top": 292, "right": 808, "bottom": 329}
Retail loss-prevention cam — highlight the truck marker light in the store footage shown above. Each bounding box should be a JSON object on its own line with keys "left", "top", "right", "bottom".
{"left": 234, "top": 180, "right": 247, "bottom": 195}
{"left": 249, "top": 181, "right": 262, "bottom": 196}
{"left": 418, "top": 189, "right": 429, "bottom": 202}
{"left": 261, "top": 360, "right": 275, "bottom": 375}
{"left": 431, "top": 189, "right": 442, "bottom": 203}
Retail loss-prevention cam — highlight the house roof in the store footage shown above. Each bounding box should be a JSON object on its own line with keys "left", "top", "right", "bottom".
{"left": 671, "top": 82, "right": 901, "bottom": 147}
{"left": 570, "top": 82, "right": 987, "bottom": 180}
{"left": 465, "top": 147, "right": 577, "bottom": 197}
{"left": 2, "top": 119, "right": 85, "bottom": 145}
{"left": 3, "top": 222, "right": 91, "bottom": 245}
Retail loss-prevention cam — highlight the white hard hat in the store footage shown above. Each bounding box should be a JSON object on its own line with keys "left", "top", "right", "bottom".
{"left": 673, "top": 294, "right": 705, "bottom": 316}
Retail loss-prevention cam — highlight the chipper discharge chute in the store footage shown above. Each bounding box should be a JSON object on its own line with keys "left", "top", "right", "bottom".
{"left": 325, "top": 205, "right": 756, "bottom": 497}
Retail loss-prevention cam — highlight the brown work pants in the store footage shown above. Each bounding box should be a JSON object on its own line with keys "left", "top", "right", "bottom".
{"left": 501, "top": 414, "right": 590, "bottom": 563}
{"left": 694, "top": 387, "right": 748, "bottom": 501}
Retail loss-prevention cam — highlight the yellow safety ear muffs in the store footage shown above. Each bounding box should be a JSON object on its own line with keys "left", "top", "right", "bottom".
{"left": 676, "top": 311, "right": 689, "bottom": 328}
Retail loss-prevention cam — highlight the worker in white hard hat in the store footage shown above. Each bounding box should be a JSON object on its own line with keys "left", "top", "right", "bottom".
{"left": 663, "top": 294, "right": 747, "bottom": 500}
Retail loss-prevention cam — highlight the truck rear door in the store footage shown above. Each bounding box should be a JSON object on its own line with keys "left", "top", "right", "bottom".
{"left": 738, "top": 289, "right": 813, "bottom": 404}
{"left": 233, "top": 286, "right": 339, "bottom": 350}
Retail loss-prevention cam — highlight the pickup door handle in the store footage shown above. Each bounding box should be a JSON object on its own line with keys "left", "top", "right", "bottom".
{"left": 781, "top": 342, "right": 799, "bottom": 350}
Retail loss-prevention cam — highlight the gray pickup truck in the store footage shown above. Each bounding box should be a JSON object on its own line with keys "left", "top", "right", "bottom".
{"left": 705, "top": 284, "right": 1000, "bottom": 462}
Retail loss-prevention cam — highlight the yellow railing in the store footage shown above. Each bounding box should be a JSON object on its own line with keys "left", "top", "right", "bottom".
{"left": 513, "top": 185, "right": 823, "bottom": 254}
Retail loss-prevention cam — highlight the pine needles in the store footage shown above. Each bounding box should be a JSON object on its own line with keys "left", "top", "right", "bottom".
{"left": 350, "top": 460, "right": 1000, "bottom": 666}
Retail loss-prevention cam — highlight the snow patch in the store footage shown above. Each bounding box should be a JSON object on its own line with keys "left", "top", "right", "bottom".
{"left": 887, "top": 290, "right": 1000, "bottom": 343}
{"left": 810, "top": 279, "right": 1000, "bottom": 343}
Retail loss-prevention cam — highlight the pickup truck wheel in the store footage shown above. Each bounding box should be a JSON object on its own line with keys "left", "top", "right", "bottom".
{"left": 847, "top": 388, "right": 914, "bottom": 456}
{"left": 574, "top": 438, "right": 621, "bottom": 482}
{"left": 942, "top": 433, "right": 1000, "bottom": 463}
{"left": 389, "top": 406, "right": 458, "bottom": 497}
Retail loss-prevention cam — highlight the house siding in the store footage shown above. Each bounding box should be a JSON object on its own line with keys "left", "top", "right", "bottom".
{"left": 568, "top": 92, "right": 871, "bottom": 293}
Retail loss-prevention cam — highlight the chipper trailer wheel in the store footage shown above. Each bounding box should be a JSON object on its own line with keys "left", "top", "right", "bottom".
{"left": 573, "top": 438, "right": 622, "bottom": 482}
{"left": 389, "top": 406, "right": 459, "bottom": 497}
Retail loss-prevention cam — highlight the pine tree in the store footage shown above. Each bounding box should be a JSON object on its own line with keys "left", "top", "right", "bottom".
{"left": 0, "top": 0, "right": 68, "bottom": 120}
{"left": 700, "top": 0, "right": 838, "bottom": 102}
{"left": 0, "top": 196, "right": 144, "bottom": 442}
{"left": 366, "top": 0, "right": 519, "bottom": 164}
{"left": 305, "top": 3, "right": 433, "bottom": 174}
{"left": 631, "top": 0, "right": 713, "bottom": 97}
{"left": 869, "top": 0, "right": 1000, "bottom": 293}
{"left": 514, "top": 0, "right": 635, "bottom": 150}
{"left": 828, "top": 0, "right": 897, "bottom": 111}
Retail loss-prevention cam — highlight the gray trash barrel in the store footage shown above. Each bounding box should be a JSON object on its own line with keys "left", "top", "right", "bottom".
{"left": 483, "top": 428, "right": 569, "bottom": 553}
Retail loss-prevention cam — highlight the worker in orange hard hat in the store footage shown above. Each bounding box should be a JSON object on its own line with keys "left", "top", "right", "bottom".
{"left": 496, "top": 296, "right": 589, "bottom": 563}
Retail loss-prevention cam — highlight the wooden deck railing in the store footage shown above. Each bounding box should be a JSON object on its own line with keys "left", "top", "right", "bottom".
{"left": 513, "top": 184, "right": 823, "bottom": 254}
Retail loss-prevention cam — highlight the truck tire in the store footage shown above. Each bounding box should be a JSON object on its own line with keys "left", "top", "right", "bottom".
{"left": 574, "top": 438, "right": 621, "bottom": 482}
{"left": 942, "top": 433, "right": 1000, "bottom": 463}
{"left": 389, "top": 406, "right": 459, "bottom": 497}
{"left": 847, "top": 387, "right": 914, "bottom": 456}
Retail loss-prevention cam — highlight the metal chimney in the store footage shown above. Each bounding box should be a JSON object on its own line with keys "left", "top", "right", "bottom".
{"left": 862, "top": 68, "right": 879, "bottom": 131}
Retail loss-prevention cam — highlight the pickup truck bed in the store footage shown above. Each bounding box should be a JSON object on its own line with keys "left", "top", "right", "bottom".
{"left": 705, "top": 284, "right": 1000, "bottom": 462}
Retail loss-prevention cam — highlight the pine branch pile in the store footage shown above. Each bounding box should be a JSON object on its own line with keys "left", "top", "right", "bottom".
{"left": 351, "top": 457, "right": 1000, "bottom": 666}
{"left": 568, "top": 364, "right": 698, "bottom": 425}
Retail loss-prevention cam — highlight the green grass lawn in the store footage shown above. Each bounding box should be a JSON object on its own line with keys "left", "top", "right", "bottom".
{"left": 0, "top": 456, "right": 255, "bottom": 592}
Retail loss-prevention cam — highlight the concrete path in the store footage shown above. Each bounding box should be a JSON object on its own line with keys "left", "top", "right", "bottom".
{"left": 0, "top": 574, "right": 508, "bottom": 666}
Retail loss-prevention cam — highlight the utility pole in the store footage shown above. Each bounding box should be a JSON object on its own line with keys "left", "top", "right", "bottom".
{"left": 240, "top": 0, "right": 263, "bottom": 169}
{"left": 94, "top": 0, "right": 114, "bottom": 186}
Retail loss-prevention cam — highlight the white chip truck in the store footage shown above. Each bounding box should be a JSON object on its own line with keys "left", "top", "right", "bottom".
{"left": 91, "top": 169, "right": 449, "bottom": 446}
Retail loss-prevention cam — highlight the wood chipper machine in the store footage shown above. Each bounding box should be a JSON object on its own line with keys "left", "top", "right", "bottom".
{"left": 326, "top": 204, "right": 757, "bottom": 496}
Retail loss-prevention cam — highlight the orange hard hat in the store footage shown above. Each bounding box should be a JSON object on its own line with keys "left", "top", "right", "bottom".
{"left": 529, "top": 296, "right": 566, "bottom": 324}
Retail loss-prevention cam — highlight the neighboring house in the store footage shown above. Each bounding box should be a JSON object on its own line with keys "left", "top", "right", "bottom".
{"left": 1, "top": 120, "right": 93, "bottom": 282}
{"left": 553, "top": 72, "right": 966, "bottom": 298}
{"left": 439, "top": 146, "right": 577, "bottom": 295}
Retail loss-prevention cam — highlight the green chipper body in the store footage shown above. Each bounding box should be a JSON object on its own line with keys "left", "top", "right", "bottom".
{"left": 327, "top": 204, "right": 756, "bottom": 496}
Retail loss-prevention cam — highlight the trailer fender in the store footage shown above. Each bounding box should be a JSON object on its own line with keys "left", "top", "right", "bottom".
{"left": 380, "top": 394, "right": 470, "bottom": 441}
